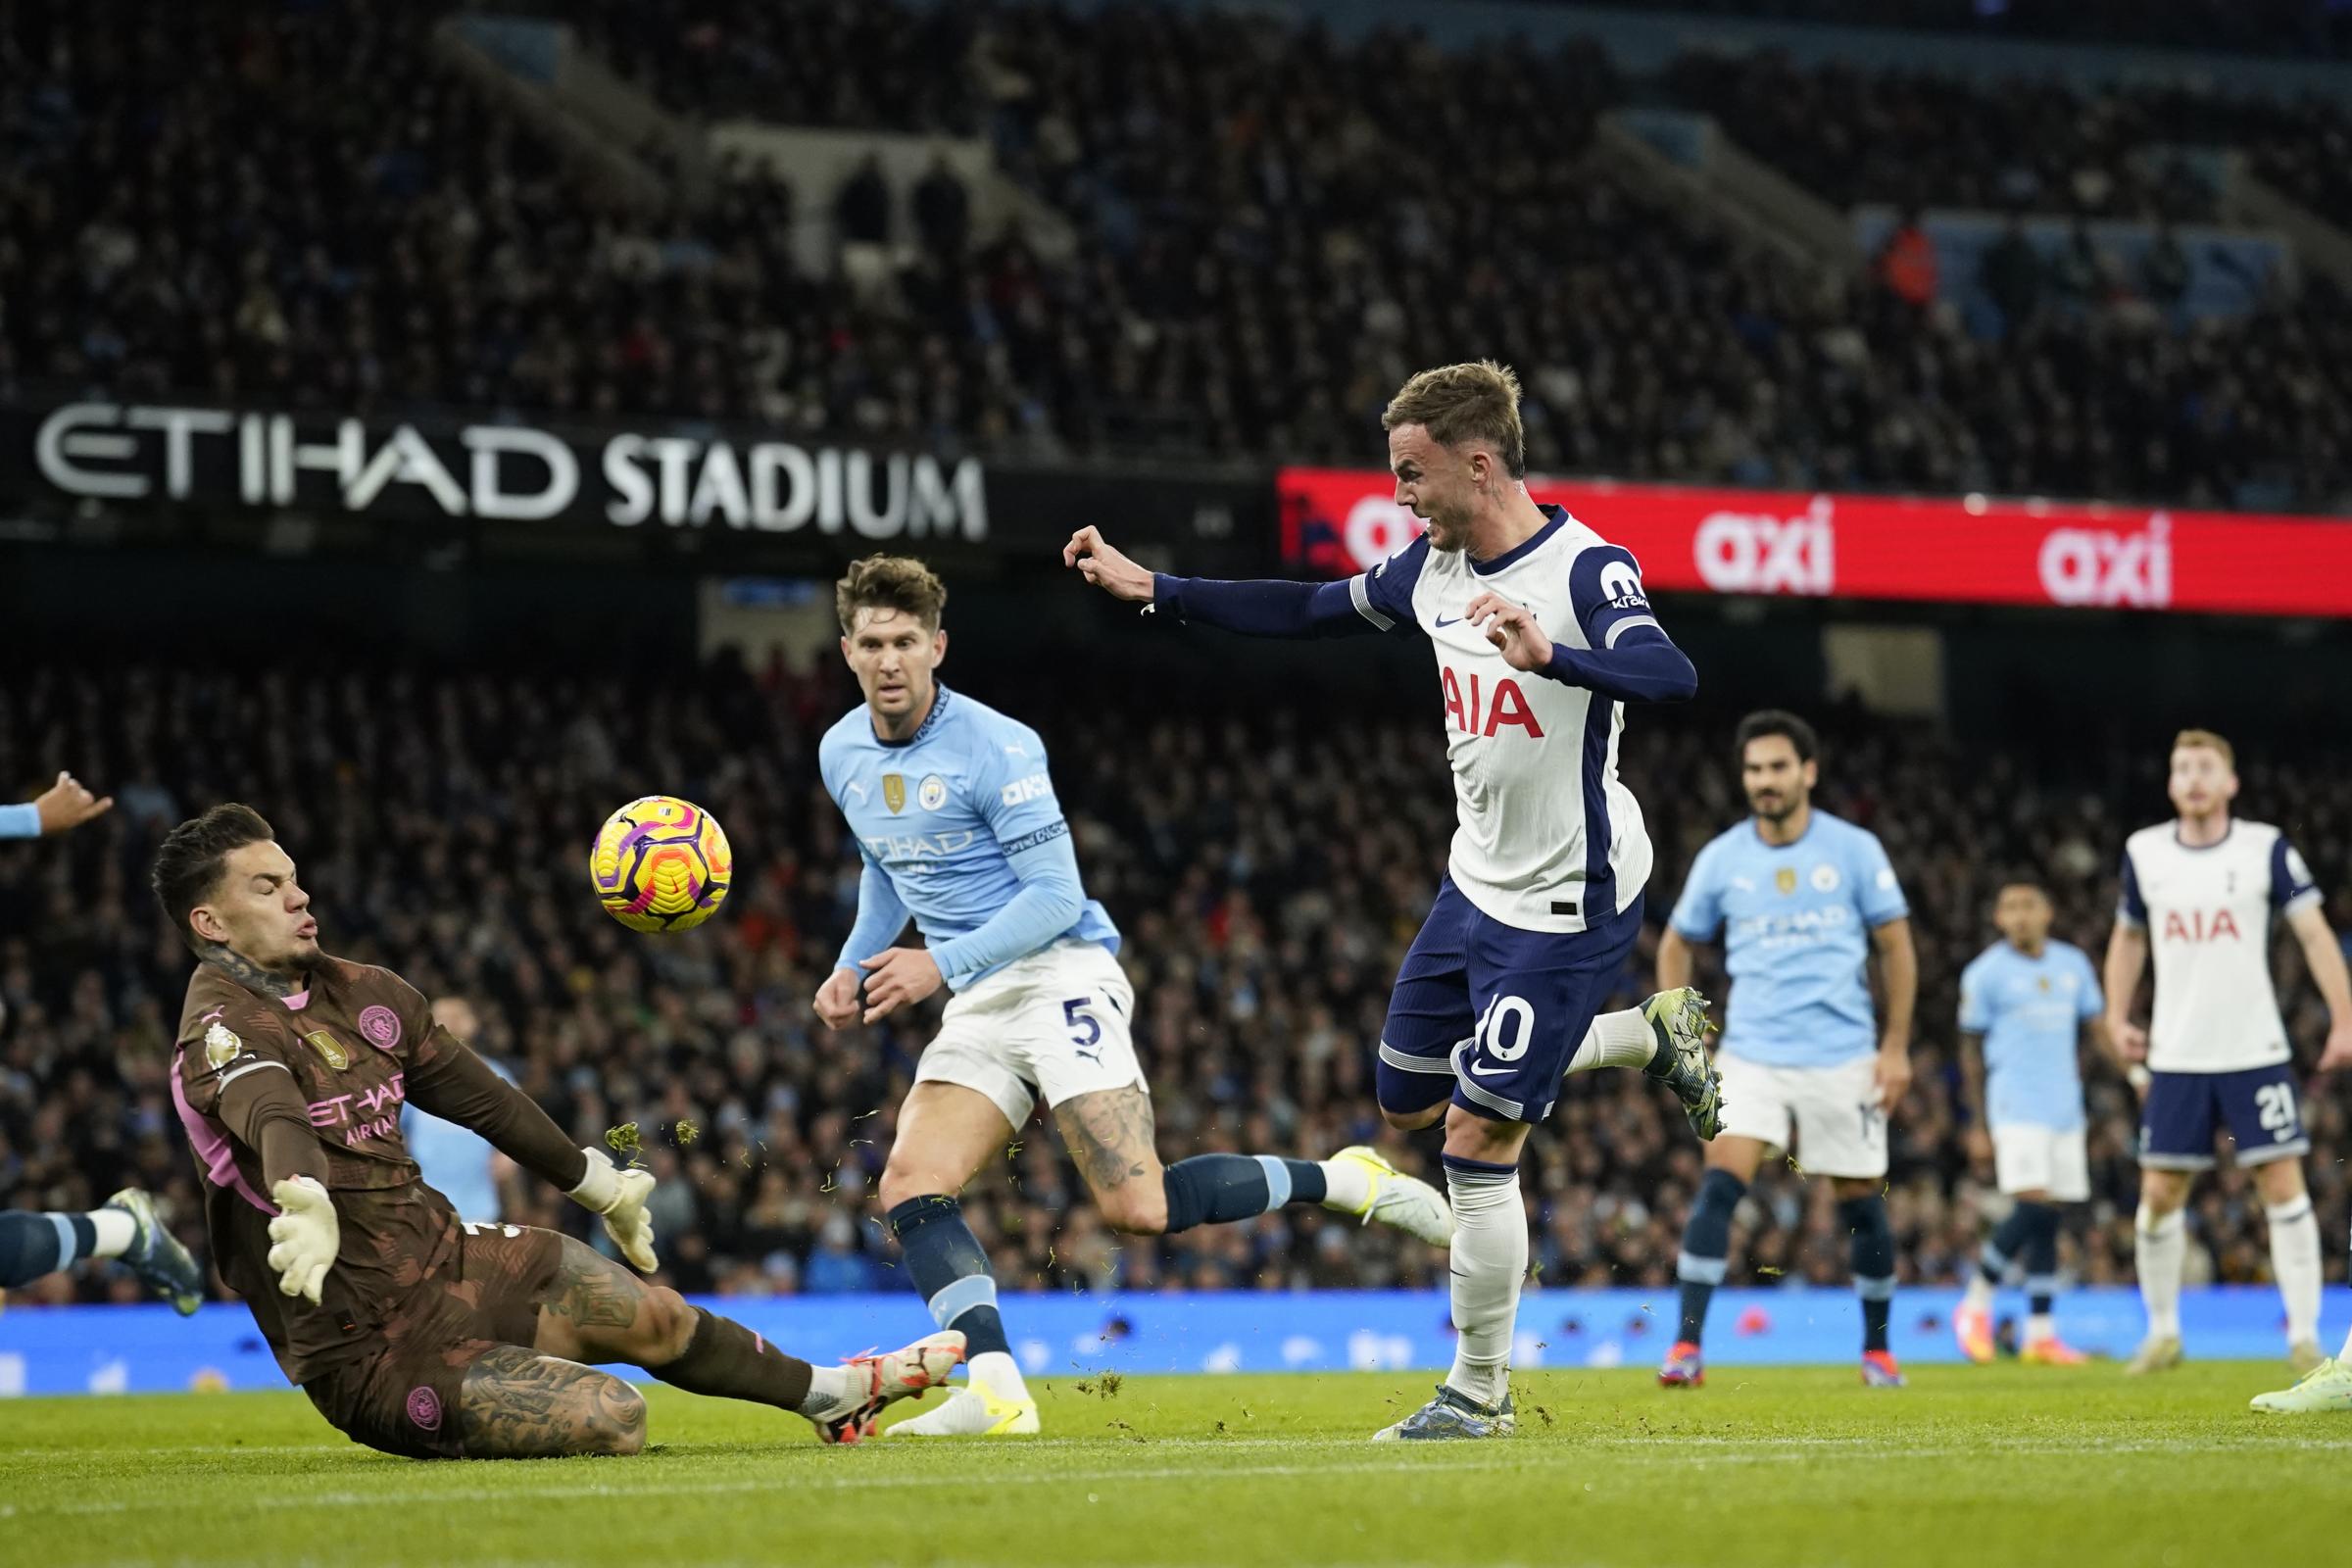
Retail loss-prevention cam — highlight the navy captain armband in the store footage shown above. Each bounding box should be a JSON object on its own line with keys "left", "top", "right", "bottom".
{"left": 1001, "top": 821, "right": 1071, "bottom": 857}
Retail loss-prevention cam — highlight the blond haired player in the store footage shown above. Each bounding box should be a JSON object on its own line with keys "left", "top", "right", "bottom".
{"left": 1066, "top": 361, "right": 1721, "bottom": 1440}
{"left": 2102, "top": 730, "right": 2352, "bottom": 1396}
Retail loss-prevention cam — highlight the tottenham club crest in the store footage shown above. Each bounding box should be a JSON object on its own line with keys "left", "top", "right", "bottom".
{"left": 203, "top": 1021, "right": 244, "bottom": 1070}
{"left": 882, "top": 773, "right": 907, "bottom": 813}
{"left": 918, "top": 774, "right": 948, "bottom": 811}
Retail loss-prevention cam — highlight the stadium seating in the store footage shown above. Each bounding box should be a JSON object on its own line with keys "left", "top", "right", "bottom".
{"left": 3, "top": 658, "right": 2345, "bottom": 1304}
{"left": 12, "top": 0, "right": 2352, "bottom": 510}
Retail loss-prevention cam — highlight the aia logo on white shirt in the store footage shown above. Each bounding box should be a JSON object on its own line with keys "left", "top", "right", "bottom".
{"left": 1441, "top": 669, "right": 1544, "bottom": 738}
{"left": 2161, "top": 907, "right": 2244, "bottom": 943}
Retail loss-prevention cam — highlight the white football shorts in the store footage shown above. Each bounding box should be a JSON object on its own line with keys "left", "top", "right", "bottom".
{"left": 1715, "top": 1051, "right": 1889, "bottom": 1179}
{"left": 1990, "top": 1122, "right": 2090, "bottom": 1201}
{"left": 916, "top": 939, "right": 1145, "bottom": 1128}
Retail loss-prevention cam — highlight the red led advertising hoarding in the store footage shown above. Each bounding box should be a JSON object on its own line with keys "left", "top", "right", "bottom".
{"left": 1279, "top": 468, "right": 2352, "bottom": 617}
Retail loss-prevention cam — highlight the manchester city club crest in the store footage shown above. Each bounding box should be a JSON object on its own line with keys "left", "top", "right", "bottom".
{"left": 303, "top": 1029, "right": 351, "bottom": 1071}
{"left": 882, "top": 773, "right": 906, "bottom": 813}
{"left": 918, "top": 774, "right": 947, "bottom": 810}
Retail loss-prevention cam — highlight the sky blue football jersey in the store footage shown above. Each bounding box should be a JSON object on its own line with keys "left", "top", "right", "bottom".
{"left": 1958, "top": 939, "right": 2102, "bottom": 1131}
{"left": 1668, "top": 810, "right": 1909, "bottom": 1067}
{"left": 817, "top": 685, "right": 1117, "bottom": 989}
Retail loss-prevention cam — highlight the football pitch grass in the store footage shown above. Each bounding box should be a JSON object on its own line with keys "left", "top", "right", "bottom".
{"left": 3, "top": 1363, "right": 2345, "bottom": 1567}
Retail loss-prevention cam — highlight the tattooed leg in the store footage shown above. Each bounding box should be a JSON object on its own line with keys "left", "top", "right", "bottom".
{"left": 458, "top": 1344, "right": 647, "bottom": 1458}
{"left": 530, "top": 1235, "right": 821, "bottom": 1413}
{"left": 1054, "top": 1087, "right": 1169, "bottom": 1233}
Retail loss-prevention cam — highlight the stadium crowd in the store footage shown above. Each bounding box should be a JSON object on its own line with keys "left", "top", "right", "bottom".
{"left": 3, "top": 654, "right": 2348, "bottom": 1315}
{"left": 9, "top": 0, "right": 2352, "bottom": 509}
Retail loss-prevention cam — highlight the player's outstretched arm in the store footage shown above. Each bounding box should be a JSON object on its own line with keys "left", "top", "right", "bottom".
{"left": 1064, "top": 526, "right": 1382, "bottom": 638}
{"left": 0, "top": 771, "right": 114, "bottom": 839}
{"left": 2283, "top": 903, "right": 2352, "bottom": 1069}
{"left": 402, "top": 1022, "right": 657, "bottom": 1266}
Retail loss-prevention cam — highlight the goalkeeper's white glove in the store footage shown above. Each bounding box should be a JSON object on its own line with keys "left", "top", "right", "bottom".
{"left": 567, "top": 1147, "right": 659, "bottom": 1273}
{"left": 266, "top": 1176, "right": 340, "bottom": 1304}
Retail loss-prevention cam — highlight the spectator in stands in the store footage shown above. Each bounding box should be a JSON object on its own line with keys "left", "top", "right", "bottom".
{"left": 912, "top": 152, "right": 972, "bottom": 260}
{"left": 835, "top": 154, "right": 895, "bottom": 247}
{"left": 1980, "top": 216, "right": 2046, "bottom": 336}
{"left": 1876, "top": 208, "right": 1940, "bottom": 312}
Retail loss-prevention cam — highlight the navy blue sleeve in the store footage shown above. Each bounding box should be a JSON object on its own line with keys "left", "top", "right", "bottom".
{"left": 1152, "top": 575, "right": 1378, "bottom": 638}
{"left": 2273, "top": 834, "right": 2323, "bottom": 913}
{"left": 1542, "top": 546, "right": 1696, "bottom": 703}
{"left": 2117, "top": 850, "right": 2148, "bottom": 928}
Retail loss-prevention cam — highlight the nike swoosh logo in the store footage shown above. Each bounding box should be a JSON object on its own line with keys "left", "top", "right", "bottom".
{"left": 1434, "top": 615, "right": 1463, "bottom": 628}
{"left": 1467, "top": 1061, "right": 1511, "bottom": 1076}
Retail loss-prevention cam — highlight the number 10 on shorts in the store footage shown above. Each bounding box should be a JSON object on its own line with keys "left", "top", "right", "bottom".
{"left": 1474, "top": 994, "right": 1535, "bottom": 1061}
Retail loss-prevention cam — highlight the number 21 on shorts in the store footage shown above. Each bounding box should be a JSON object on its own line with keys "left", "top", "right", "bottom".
{"left": 2254, "top": 1081, "right": 2298, "bottom": 1142}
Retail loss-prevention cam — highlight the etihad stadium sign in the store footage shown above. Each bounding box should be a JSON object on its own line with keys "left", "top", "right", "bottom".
{"left": 14, "top": 398, "right": 987, "bottom": 540}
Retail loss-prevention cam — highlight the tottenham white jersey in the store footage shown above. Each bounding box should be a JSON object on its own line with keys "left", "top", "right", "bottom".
{"left": 1349, "top": 507, "right": 1660, "bottom": 933}
{"left": 2118, "top": 818, "right": 2322, "bottom": 1072}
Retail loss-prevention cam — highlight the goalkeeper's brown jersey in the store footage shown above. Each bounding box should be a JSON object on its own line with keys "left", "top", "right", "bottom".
{"left": 172, "top": 956, "right": 584, "bottom": 1383}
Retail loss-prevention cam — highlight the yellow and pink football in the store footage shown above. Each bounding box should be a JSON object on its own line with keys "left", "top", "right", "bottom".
{"left": 589, "top": 796, "right": 733, "bottom": 932}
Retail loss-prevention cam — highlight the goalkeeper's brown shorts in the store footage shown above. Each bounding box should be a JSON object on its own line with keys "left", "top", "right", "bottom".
{"left": 299, "top": 1223, "right": 564, "bottom": 1459}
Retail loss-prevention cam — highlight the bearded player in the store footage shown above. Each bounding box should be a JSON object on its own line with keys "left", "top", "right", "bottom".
{"left": 817, "top": 555, "right": 1453, "bottom": 1439}
{"left": 2098, "top": 730, "right": 2352, "bottom": 1398}
{"left": 1657, "top": 712, "right": 1917, "bottom": 1390}
{"left": 1066, "top": 360, "right": 1721, "bottom": 1441}
{"left": 154, "top": 803, "right": 959, "bottom": 1457}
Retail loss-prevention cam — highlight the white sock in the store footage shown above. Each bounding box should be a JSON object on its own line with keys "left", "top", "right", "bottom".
{"left": 1566, "top": 1007, "right": 1653, "bottom": 1074}
{"left": 2135, "top": 1206, "right": 2185, "bottom": 1341}
{"left": 1443, "top": 1161, "right": 1526, "bottom": 1408}
{"left": 86, "top": 1208, "right": 137, "bottom": 1258}
{"left": 1963, "top": 1271, "right": 1995, "bottom": 1312}
{"left": 2027, "top": 1313, "right": 2056, "bottom": 1345}
{"left": 799, "top": 1362, "right": 858, "bottom": 1420}
{"left": 1319, "top": 1157, "right": 1371, "bottom": 1213}
{"left": 2267, "top": 1197, "right": 2323, "bottom": 1348}
{"left": 966, "top": 1348, "right": 1029, "bottom": 1403}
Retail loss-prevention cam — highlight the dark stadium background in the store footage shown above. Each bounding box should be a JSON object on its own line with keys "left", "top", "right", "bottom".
{"left": 5, "top": 0, "right": 2352, "bottom": 1318}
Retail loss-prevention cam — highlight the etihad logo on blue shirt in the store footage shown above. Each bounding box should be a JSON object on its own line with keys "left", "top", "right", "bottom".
{"left": 1730, "top": 904, "right": 1852, "bottom": 946}
{"left": 861, "top": 829, "right": 977, "bottom": 862}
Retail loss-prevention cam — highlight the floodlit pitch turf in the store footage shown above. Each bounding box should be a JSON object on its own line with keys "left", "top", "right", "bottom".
{"left": 3, "top": 1363, "right": 2347, "bottom": 1567}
